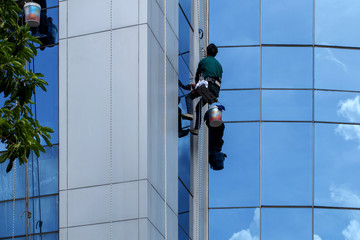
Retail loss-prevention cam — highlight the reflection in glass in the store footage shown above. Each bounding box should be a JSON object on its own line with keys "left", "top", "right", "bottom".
{"left": 262, "top": 90, "right": 312, "bottom": 121}
{"left": 210, "top": 123, "right": 259, "bottom": 207}
{"left": 210, "top": 0, "right": 260, "bottom": 45}
{"left": 315, "top": 48, "right": 360, "bottom": 91}
{"left": 315, "top": 0, "right": 360, "bottom": 47}
{"left": 209, "top": 208, "right": 259, "bottom": 240}
{"left": 261, "top": 123, "right": 312, "bottom": 205}
{"left": 35, "top": 45, "right": 59, "bottom": 144}
{"left": 220, "top": 90, "right": 260, "bottom": 122}
{"left": 315, "top": 91, "right": 360, "bottom": 123}
{"left": 262, "top": 0, "right": 313, "bottom": 44}
{"left": 217, "top": 47, "right": 260, "bottom": 89}
{"left": 315, "top": 124, "right": 360, "bottom": 208}
{"left": 314, "top": 208, "right": 360, "bottom": 240}
{"left": 179, "top": 0, "right": 191, "bottom": 26}
{"left": 179, "top": 180, "right": 191, "bottom": 235}
{"left": 262, "top": 208, "right": 312, "bottom": 240}
{"left": 0, "top": 200, "right": 26, "bottom": 238}
{"left": 262, "top": 47, "right": 312, "bottom": 88}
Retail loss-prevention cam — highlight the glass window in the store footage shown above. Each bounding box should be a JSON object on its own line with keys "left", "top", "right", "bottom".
{"left": 261, "top": 123, "right": 312, "bottom": 205}
{"left": 210, "top": 0, "right": 260, "bottom": 46}
{"left": 0, "top": 199, "right": 26, "bottom": 238}
{"left": 33, "top": 7, "right": 59, "bottom": 48}
{"left": 0, "top": 160, "right": 28, "bottom": 201}
{"left": 217, "top": 47, "right": 260, "bottom": 89}
{"left": 262, "top": 0, "right": 313, "bottom": 44}
{"left": 42, "top": 0, "right": 59, "bottom": 8}
{"left": 315, "top": 0, "right": 360, "bottom": 47}
{"left": 30, "top": 195, "right": 59, "bottom": 234}
{"left": 262, "top": 47, "right": 313, "bottom": 88}
{"left": 210, "top": 123, "right": 259, "bottom": 207}
{"left": 315, "top": 123, "right": 360, "bottom": 208}
{"left": 314, "top": 208, "right": 360, "bottom": 240}
{"left": 179, "top": 9, "right": 191, "bottom": 67}
{"left": 209, "top": 208, "right": 259, "bottom": 240}
{"left": 179, "top": 181, "right": 191, "bottom": 237}
{"left": 315, "top": 48, "right": 360, "bottom": 91}
{"left": 262, "top": 90, "right": 312, "bottom": 121}
{"left": 34, "top": 45, "right": 59, "bottom": 144}
{"left": 315, "top": 91, "right": 360, "bottom": 123}
{"left": 179, "top": 226, "right": 190, "bottom": 240}
{"left": 178, "top": 123, "right": 191, "bottom": 191}
{"left": 220, "top": 90, "right": 260, "bottom": 122}
{"left": 179, "top": 0, "right": 191, "bottom": 26}
{"left": 261, "top": 208, "right": 312, "bottom": 240}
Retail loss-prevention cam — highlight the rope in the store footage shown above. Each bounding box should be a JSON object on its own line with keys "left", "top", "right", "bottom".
{"left": 164, "top": 0, "right": 168, "bottom": 239}
{"left": 109, "top": 0, "right": 113, "bottom": 239}
{"left": 12, "top": 160, "right": 17, "bottom": 240}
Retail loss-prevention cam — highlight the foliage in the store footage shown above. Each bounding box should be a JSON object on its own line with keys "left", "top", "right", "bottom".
{"left": 0, "top": 0, "right": 53, "bottom": 172}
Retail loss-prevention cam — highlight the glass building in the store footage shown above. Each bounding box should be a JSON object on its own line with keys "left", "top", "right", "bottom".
{"left": 2, "top": 0, "right": 360, "bottom": 239}
{"left": 209, "top": 0, "right": 360, "bottom": 239}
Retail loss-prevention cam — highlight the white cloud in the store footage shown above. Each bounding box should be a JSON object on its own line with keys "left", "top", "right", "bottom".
{"left": 337, "top": 96, "right": 360, "bottom": 123}
{"left": 314, "top": 234, "right": 322, "bottom": 240}
{"left": 229, "top": 209, "right": 259, "bottom": 240}
{"left": 330, "top": 185, "right": 360, "bottom": 207}
{"left": 317, "top": 48, "right": 348, "bottom": 72}
{"left": 336, "top": 96, "right": 360, "bottom": 146}
{"left": 229, "top": 229, "right": 259, "bottom": 240}
{"left": 343, "top": 220, "right": 360, "bottom": 240}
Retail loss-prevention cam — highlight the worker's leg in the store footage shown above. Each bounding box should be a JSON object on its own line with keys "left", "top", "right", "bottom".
{"left": 193, "top": 98, "right": 206, "bottom": 130}
{"left": 185, "top": 91, "right": 200, "bottom": 115}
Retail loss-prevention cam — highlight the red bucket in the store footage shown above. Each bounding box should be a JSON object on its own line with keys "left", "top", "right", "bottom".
{"left": 206, "top": 106, "right": 222, "bottom": 127}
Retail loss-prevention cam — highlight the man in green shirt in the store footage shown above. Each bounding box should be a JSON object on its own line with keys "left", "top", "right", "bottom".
{"left": 185, "top": 43, "right": 223, "bottom": 135}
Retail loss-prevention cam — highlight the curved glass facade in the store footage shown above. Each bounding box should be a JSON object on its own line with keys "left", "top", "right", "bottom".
{"left": 209, "top": 0, "right": 360, "bottom": 239}
{"left": 0, "top": 2, "right": 59, "bottom": 239}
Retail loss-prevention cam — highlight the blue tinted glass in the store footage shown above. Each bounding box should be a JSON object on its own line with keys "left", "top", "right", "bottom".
{"left": 220, "top": 90, "right": 260, "bottom": 121}
{"left": 178, "top": 180, "right": 190, "bottom": 235}
{"left": 178, "top": 128, "right": 191, "bottom": 191}
{"left": 179, "top": 9, "right": 191, "bottom": 57}
{"left": 262, "top": 123, "right": 312, "bottom": 205}
{"left": 210, "top": 123, "right": 259, "bottom": 207}
{"left": 262, "top": 90, "right": 312, "bottom": 121}
{"left": 315, "top": 209, "right": 360, "bottom": 240}
{"left": 179, "top": 226, "right": 190, "bottom": 240}
{"left": 262, "top": 47, "right": 313, "bottom": 88}
{"left": 37, "top": 145, "right": 59, "bottom": 195}
{"left": 179, "top": 56, "right": 192, "bottom": 90}
{"left": 43, "top": 0, "right": 59, "bottom": 8}
{"left": 217, "top": 47, "right": 260, "bottom": 89}
{"left": 179, "top": 0, "right": 191, "bottom": 26}
{"left": 209, "top": 208, "right": 259, "bottom": 240}
{"left": 315, "top": 124, "right": 360, "bottom": 208}
{"left": 262, "top": 0, "right": 313, "bottom": 44}
{"left": 30, "top": 195, "right": 59, "bottom": 234}
{"left": 315, "top": 0, "right": 360, "bottom": 47}
{"left": 34, "top": 7, "right": 58, "bottom": 47}
{"left": 262, "top": 208, "right": 312, "bottom": 240}
{"left": 315, "top": 48, "right": 360, "bottom": 91}
{"left": 210, "top": 0, "right": 260, "bottom": 45}
{"left": 35, "top": 45, "right": 59, "bottom": 144}
{"left": 315, "top": 91, "right": 360, "bottom": 123}
{"left": 0, "top": 161, "right": 27, "bottom": 201}
{"left": 0, "top": 199, "right": 26, "bottom": 238}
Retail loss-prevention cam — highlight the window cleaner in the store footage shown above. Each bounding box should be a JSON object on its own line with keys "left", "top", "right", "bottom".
{"left": 184, "top": 43, "right": 223, "bottom": 135}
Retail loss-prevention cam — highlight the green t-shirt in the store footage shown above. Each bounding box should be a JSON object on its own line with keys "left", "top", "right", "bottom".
{"left": 195, "top": 56, "right": 223, "bottom": 83}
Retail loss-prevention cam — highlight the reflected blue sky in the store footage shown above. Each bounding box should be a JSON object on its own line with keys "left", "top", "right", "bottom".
{"left": 262, "top": 0, "right": 312, "bottom": 44}
{"left": 316, "top": 0, "right": 360, "bottom": 47}
{"left": 210, "top": 0, "right": 260, "bottom": 45}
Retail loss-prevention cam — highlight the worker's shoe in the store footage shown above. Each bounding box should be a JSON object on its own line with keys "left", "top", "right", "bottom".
{"left": 181, "top": 113, "right": 193, "bottom": 121}
{"left": 190, "top": 129, "right": 199, "bottom": 135}
{"left": 179, "top": 129, "right": 189, "bottom": 138}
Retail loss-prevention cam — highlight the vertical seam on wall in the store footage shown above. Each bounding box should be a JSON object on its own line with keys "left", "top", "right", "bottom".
{"left": 164, "top": 0, "right": 168, "bottom": 239}
{"left": 259, "top": 0, "right": 262, "bottom": 239}
{"left": 66, "top": 0, "right": 69, "bottom": 237}
{"left": 312, "top": 0, "right": 315, "bottom": 240}
{"left": 138, "top": 0, "right": 140, "bottom": 239}
{"left": 110, "top": 0, "right": 113, "bottom": 239}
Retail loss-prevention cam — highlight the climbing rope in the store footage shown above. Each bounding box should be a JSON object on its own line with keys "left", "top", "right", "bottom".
{"left": 164, "top": 0, "right": 168, "bottom": 239}
{"left": 12, "top": 160, "right": 17, "bottom": 240}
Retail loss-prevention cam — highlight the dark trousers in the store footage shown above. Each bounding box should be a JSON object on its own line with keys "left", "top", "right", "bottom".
{"left": 185, "top": 91, "right": 206, "bottom": 130}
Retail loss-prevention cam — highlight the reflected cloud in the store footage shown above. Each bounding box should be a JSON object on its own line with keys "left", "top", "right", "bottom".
{"left": 314, "top": 234, "right": 322, "bottom": 240}
{"left": 316, "top": 48, "right": 348, "bottom": 72}
{"left": 229, "top": 209, "right": 259, "bottom": 240}
{"left": 329, "top": 185, "right": 360, "bottom": 240}
{"left": 343, "top": 220, "right": 360, "bottom": 240}
{"left": 330, "top": 185, "right": 360, "bottom": 207}
{"left": 336, "top": 96, "right": 360, "bottom": 146}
